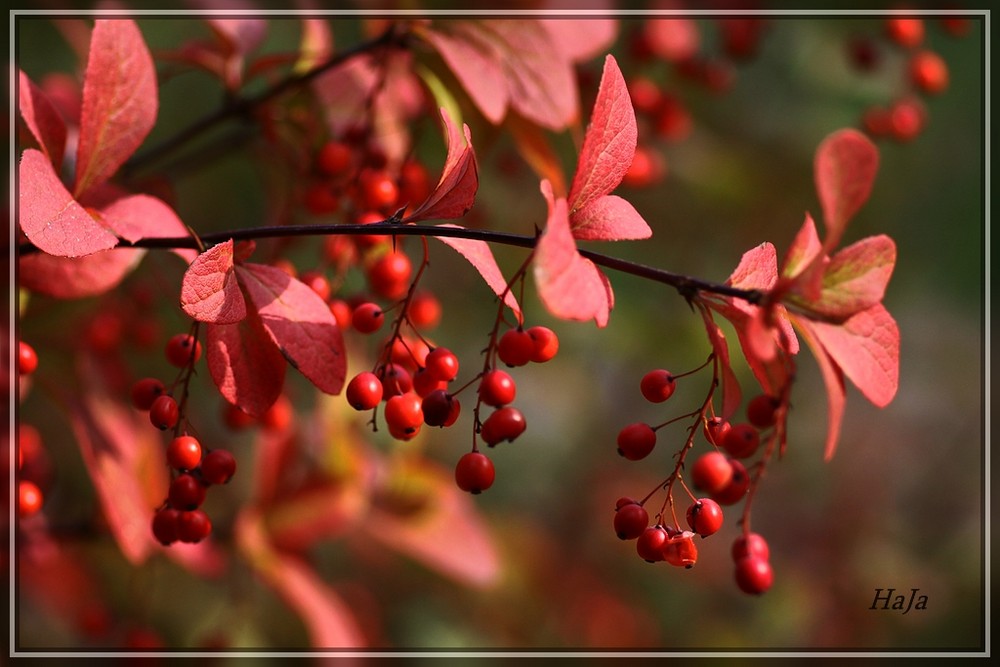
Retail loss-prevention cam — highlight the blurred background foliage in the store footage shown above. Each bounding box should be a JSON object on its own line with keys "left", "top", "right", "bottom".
{"left": 14, "top": 9, "right": 984, "bottom": 653}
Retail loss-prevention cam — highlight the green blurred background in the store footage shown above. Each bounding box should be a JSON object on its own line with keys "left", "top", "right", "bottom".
{"left": 15, "top": 11, "right": 985, "bottom": 652}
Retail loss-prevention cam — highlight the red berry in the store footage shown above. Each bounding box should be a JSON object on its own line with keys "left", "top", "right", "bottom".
{"left": 711, "top": 458, "right": 750, "bottom": 505}
{"left": 18, "top": 480, "right": 43, "bottom": 518}
{"left": 299, "top": 270, "right": 332, "bottom": 301}
{"left": 18, "top": 341, "right": 38, "bottom": 375}
{"left": 734, "top": 555, "right": 774, "bottom": 595}
{"left": 616, "top": 422, "right": 656, "bottom": 461}
{"left": 497, "top": 328, "right": 534, "bottom": 367}
{"left": 262, "top": 394, "right": 293, "bottom": 431}
{"left": 425, "top": 347, "right": 459, "bottom": 382}
{"left": 201, "top": 449, "right": 237, "bottom": 485}
{"left": 407, "top": 292, "right": 442, "bottom": 330}
{"left": 691, "top": 451, "right": 734, "bottom": 494}
{"left": 885, "top": 17, "right": 924, "bottom": 48}
{"left": 165, "top": 333, "right": 202, "bottom": 368}
{"left": 176, "top": 509, "right": 212, "bottom": 544}
{"left": 167, "top": 435, "right": 202, "bottom": 471}
{"left": 662, "top": 531, "right": 699, "bottom": 568}
{"left": 422, "top": 390, "right": 460, "bottom": 427}
{"left": 703, "top": 416, "right": 731, "bottom": 446}
{"left": 151, "top": 507, "right": 181, "bottom": 545}
{"left": 412, "top": 367, "right": 447, "bottom": 398}
{"left": 358, "top": 168, "right": 400, "bottom": 212}
{"left": 478, "top": 370, "right": 516, "bottom": 407}
{"left": 378, "top": 363, "right": 413, "bottom": 397}
{"left": 889, "top": 96, "right": 926, "bottom": 142}
{"left": 398, "top": 160, "right": 432, "bottom": 210}
{"left": 732, "top": 532, "right": 770, "bottom": 562}
{"left": 480, "top": 406, "right": 526, "bottom": 446}
{"left": 351, "top": 302, "right": 384, "bottom": 334}
{"left": 746, "top": 394, "right": 779, "bottom": 429}
{"left": 909, "top": 50, "right": 949, "bottom": 95}
{"left": 640, "top": 369, "right": 676, "bottom": 403}
{"left": 149, "top": 395, "right": 180, "bottom": 431}
{"left": 455, "top": 451, "right": 495, "bottom": 494}
{"left": 384, "top": 392, "right": 424, "bottom": 436}
{"left": 367, "top": 250, "right": 412, "bottom": 300}
{"left": 722, "top": 423, "right": 759, "bottom": 459}
{"left": 222, "top": 403, "right": 256, "bottom": 430}
{"left": 329, "top": 299, "right": 352, "bottom": 330}
{"left": 168, "top": 474, "right": 206, "bottom": 510}
{"left": 303, "top": 182, "right": 340, "bottom": 215}
{"left": 346, "top": 371, "right": 383, "bottom": 410}
{"left": 627, "top": 75, "right": 661, "bottom": 114}
{"left": 636, "top": 525, "right": 670, "bottom": 562}
{"left": 622, "top": 143, "right": 664, "bottom": 187}
{"left": 131, "top": 378, "right": 166, "bottom": 411}
{"left": 686, "top": 498, "right": 724, "bottom": 537}
{"left": 614, "top": 501, "right": 649, "bottom": 540}
{"left": 317, "top": 140, "right": 353, "bottom": 177}
{"left": 526, "top": 326, "right": 559, "bottom": 363}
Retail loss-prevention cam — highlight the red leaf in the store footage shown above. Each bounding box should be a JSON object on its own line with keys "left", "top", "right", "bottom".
{"left": 19, "top": 70, "right": 67, "bottom": 169}
{"left": 19, "top": 247, "right": 145, "bottom": 299}
{"left": 698, "top": 306, "right": 742, "bottom": 420}
{"left": 813, "top": 235, "right": 896, "bottom": 319}
{"left": 571, "top": 195, "right": 651, "bottom": 241}
{"left": 417, "top": 22, "right": 507, "bottom": 124}
{"left": 534, "top": 181, "right": 613, "bottom": 327}
{"left": 807, "top": 303, "right": 900, "bottom": 408}
{"left": 236, "top": 508, "right": 365, "bottom": 648}
{"left": 814, "top": 128, "right": 879, "bottom": 252}
{"left": 541, "top": 18, "right": 618, "bottom": 63}
{"left": 362, "top": 458, "right": 500, "bottom": 588}
{"left": 74, "top": 19, "right": 158, "bottom": 197}
{"left": 181, "top": 239, "right": 247, "bottom": 324}
{"left": 728, "top": 241, "right": 780, "bottom": 291}
{"left": 236, "top": 263, "right": 347, "bottom": 395}
{"left": 433, "top": 225, "right": 522, "bottom": 321}
{"left": 404, "top": 108, "right": 478, "bottom": 222}
{"left": 793, "top": 317, "right": 847, "bottom": 461}
{"left": 206, "top": 310, "right": 287, "bottom": 418}
{"left": 93, "top": 192, "right": 198, "bottom": 263}
{"left": 19, "top": 149, "right": 119, "bottom": 257}
{"left": 569, "top": 55, "right": 638, "bottom": 217}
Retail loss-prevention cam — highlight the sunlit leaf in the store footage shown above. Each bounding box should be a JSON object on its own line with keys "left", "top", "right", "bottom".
{"left": 404, "top": 108, "right": 478, "bottom": 222}
{"left": 18, "top": 246, "right": 145, "bottom": 299}
{"left": 814, "top": 128, "right": 879, "bottom": 252}
{"left": 433, "top": 225, "right": 522, "bottom": 322}
{"left": 181, "top": 239, "right": 247, "bottom": 324}
{"left": 18, "top": 70, "right": 67, "bottom": 169}
{"left": 206, "top": 309, "right": 287, "bottom": 418}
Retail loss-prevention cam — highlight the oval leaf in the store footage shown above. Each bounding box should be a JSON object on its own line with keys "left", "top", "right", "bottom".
{"left": 813, "top": 234, "right": 896, "bottom": 319}
{"left": 814, "top": 128, "right": 879, "bottom": 252}
{"left": 74, "top": 19, "right": 158, "bottom": 197}
{"left": 19, "top": 149, "right": 119, "bottom": 257}
{"left": 19, "top": 70, "right": 67, "bottom": 169}
{"left": 19, "top": 247, "right": 145, "bottom": 299}
{"left": 206, "top": 312, "right": 287, "bottom": 418}
{"left": 181, "top": 239, "right": 247, "bottom": 324}
{"left": 404, "top": 108, "right": 478, "bottom": 222}
{"left": 571, "top": 195, "right": 651, "bottom": 241}
{"left": 433, "top": 224, "right": 522, "bottom": 321}
{"left": 236, "top": 263, "right": 347, "bottom": 395}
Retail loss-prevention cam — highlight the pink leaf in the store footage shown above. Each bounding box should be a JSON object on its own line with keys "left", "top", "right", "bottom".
{"left": 814, "top": 128, "right": 879, "bottom": 252}
{"left": 19, "top": 149, "right": 119, "bottom": 257}
{"left": 534, "top": 181, "right": 613, "bottom": 327}
{"left": 644, "top": 18, "right": 701, "bottom": 62}
{"left": 728, "top": 241, "right": 780, "bottom": 291}
{"left": 19, "top": 247, "right": 145, "bottom": 299}
{"left": 571, "top": 195, "right": 651, "bottom": 241}
{"left": 206, "top": 18, "right": 267, "bottom": 56}
{"left": 93, "top": 192, "right": 198, "bottom": 263}
{"left": 792, "top": 318, "right": 847, "bottom": 461}
{"left": 362, "top": 459, "right": 500, "bottom": 588}
{"left": 781, "top": 213, "right": 823, "bottom": 281}
{"left": 813, "top": 235, "right": 896, "bottom": 319}
{"left": 433, "top": 225, "right": 522, "bottom": 321}
{"left": 181, "top": 239, "right": 247, "bottom": 324}
{"left": 74, "top": 19, "right": 158, "bottom": 197}
{"left": 698, "top": 306, "right": 742, "bottom": 420}
{"left": 235, "top": 508, "right": 365, "bottom": 648}
{"left": 404, "top": 108, "right": 478, "bottom": 222}
{"left": 236, "top": 263, "right": 347, "bottom": 395}
{"left": 19, "top": 70, "right": 67, "bottom": 169}
{"left": 541, "top": 18, "right": 618, "bottom": 63}
{"left": 807, "top": 303, "right": 900, "bottom": 408}
{"left": 568, "top": 55, "right": 637, "bottom": 217}
{"left": 206, "top": 310, "right": 287, "bottom": 418}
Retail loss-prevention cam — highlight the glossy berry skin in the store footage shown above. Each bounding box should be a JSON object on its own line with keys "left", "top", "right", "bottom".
{"left": 165, "top": 333, "right": 202, "bottom": 368}
{"left": 703, "top": 417, "right": 731, "bottom": 447}
{"left": 378, "top": 364, "right": 413, "bottom": 398}
{"left": 691, "top": 451, "right": 734, "bottom": 494}
{"left": 422, "top": 390, "right": 460, "bottom": 427}
{"left": 497, "top": 329, "right": 535, "bottom": 367}
{"left": 384, "top": 392, "right": 424, "bottom": 435}
{"left": 480, "top": 407, "right": 526, "bottom": 446}
{"left": 299, "top": 270, "right": 332, "bottom": 301}
{"left": 18, "top": 480, "right": 43, "bottom": 518}
{"left": 151, "top": 507, "right": 181, "bottom": 545}
{"left": 168, "top": 474, "right": 206, "bottom": 511}
{"left": 617, "top": 422, "right": 656, "bottom": 461}
{"left": 351, "top": 302, "right": 384, "bottom": 334}
{"left": 640, "top": 369, "right": 676, "bottom": 403}
{"left": 149, "top": 395, "right": 180, "bottom": 431}
{"left": 722, "top": 423, "right": 760, "bottom": 459}
{"left": 201, "top": 449, "right": 237, "bottom": 485}
{"left": 317, "top": 140, "right": 353, "bottom": 177}
{"left": 407, "top": 292, "right": 441, "bottom": 330}
{"left": 885, "top": 17, "right": 924, "bottom": 48}
{"left": 746, "top": 394, "right": 779, "bottom": 429}
{"left": 131, "top": 378, "right": 166, "bottom": 411}
{"left": 732, "top": 532, "right": 770, "bottom": 563}
{"left": 662, "top": 532, "right": 699, "bottom": 568}
{"left": 425, "top": 347, "right": 459, "bottom": 382}
{"left": 478, "top": 370, "right": 516, "bottom": 407}
{"left": 367, "top": 250, "right": 411, "bottom": 300}
{"left": 734, "top": 555, "right": 774, "bottom": 595}
{"left": 909, "top": 50, "right": 949, "bottom": 95}
{"left": 346, "top": 372, "right": 383, "bottom": 410}
{"left": 167, "top": 435, "right": 202, "bottom": 471}
{"left": 19, "top": 341, "right": 38, "bottom": 375}
{"left": 176, "top": 510, "right": 212, "bottom": 544}
{"left": 614, "top": 501, "right": 649, "bottom": 540}
{"left": 686, "top": 498, "right": 724, "bottom": 537}
{"left": 636, "top": 525, "right": 670, "bottom": 562}
{"left": 526, "top": 326, "right": 559, "bottom": 363}
{"left": 359, "top": 168, "right": 400, "bottom": 212}
{"left": 711, "top": 458, "right": 750, "bottom": 506}
{"left": 454, "top": 452, "right": 495, "bottom": 494}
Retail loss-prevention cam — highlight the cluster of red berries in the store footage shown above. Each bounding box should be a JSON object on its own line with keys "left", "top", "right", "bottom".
{"left": 130, "top": 332, "right": 203, "bottom": 432}
{"left": 850, "top": 16, "right": 969, "bottom": 143}
{"left": 17, "top": 342, "right": 46, "bottom": 518}
{"left": 612, "top": 362, "right": 781, "bottom": 595}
